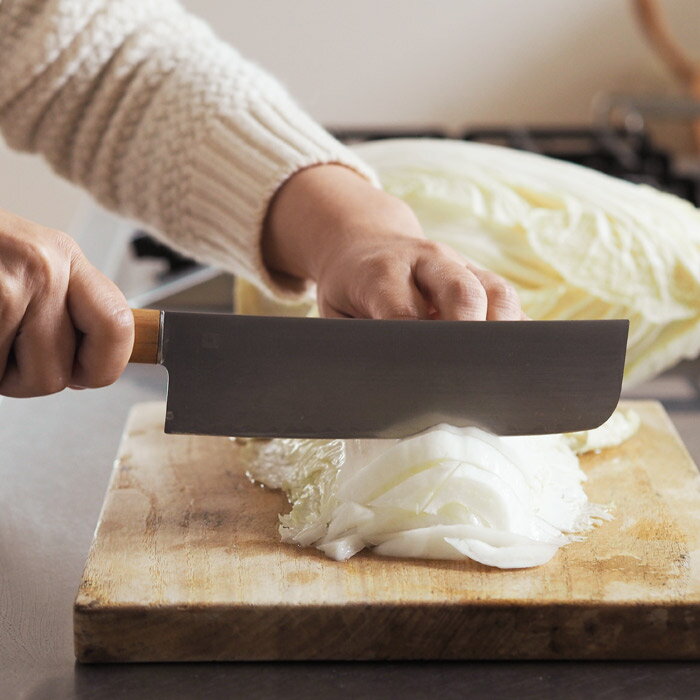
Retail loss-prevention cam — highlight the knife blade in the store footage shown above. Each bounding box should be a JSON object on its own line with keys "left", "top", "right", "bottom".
{"left": 129, "top": 309, "right": 628, "bottom": 439}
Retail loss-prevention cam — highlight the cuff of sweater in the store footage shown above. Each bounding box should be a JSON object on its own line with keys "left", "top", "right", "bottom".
{"left": 181, "top": 97, "right": 379, "bottom": 303}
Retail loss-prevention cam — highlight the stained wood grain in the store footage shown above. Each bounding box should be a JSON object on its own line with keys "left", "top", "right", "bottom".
{"left": 74, "top": 400, "right": 700, "bottom": 662}
{"left": 129, "top": 309, "right": 160, "bottom": 364}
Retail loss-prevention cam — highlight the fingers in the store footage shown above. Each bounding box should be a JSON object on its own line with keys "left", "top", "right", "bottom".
{"left": 0, "top": 213, "right": 132, "bottom": 398}
{"left": 468, "top": 266, "right": 523, "bottom": 321}
{"left": 0, "top": 306, "right": 76, "bottom": 398}
{"left": 0, "top": 276, "right": 28, "bottom": 380}
{"left": 413, "top": 254, "right": 488, "bottom": 321}
{"left": 0, "top": 229, "right": 75, "bottom": 397}
{"left": 320, "top": 253, "right": 432, "bottom": 320}
{"left": 320, "top": 246, "right": 524, "bottom": 322}
{"left": 66, "top": 252, "right": 133, "bottom": 389}
{"left": 411, "top": 243, "right": 523, "bottom": 321}
{"left": 363, "top": 270, "right": 430, "bottom": 320}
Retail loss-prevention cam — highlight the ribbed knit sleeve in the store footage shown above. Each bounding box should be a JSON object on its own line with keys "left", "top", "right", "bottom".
{"left": 0, "top": 0, "right": 378, "bottom": 299}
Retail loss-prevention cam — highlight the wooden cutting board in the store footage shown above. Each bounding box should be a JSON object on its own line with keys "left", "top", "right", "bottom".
{"left": 74, "top": 400, "right": 700, "bottom": 662}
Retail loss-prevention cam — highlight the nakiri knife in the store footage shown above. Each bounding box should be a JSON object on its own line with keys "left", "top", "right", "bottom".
{"left": 129, "top": 309, "right": 628, "bottom": 439}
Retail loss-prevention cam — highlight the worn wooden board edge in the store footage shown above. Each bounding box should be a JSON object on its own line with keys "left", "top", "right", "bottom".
{"left": 74, "top": 601, "right": 700, "bottom": 662}
{"left": 73, "top": 400, "right": 700, "bottom": 662}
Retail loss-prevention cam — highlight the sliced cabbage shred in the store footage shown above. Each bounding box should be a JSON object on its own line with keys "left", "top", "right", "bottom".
{"left": 242, "top": 409, "right": 638, "bottom": 569}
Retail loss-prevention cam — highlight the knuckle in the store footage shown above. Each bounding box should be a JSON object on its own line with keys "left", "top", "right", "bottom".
{"left": 110, "top": 303, "right": 135, "bottom": 338}
{"left": 420, "top": 240, "right": 464, "bottom": 265}
{"left": 360, "top": 272, "right": 425, "bottom": 320}
{"left": 365, "top": 254, "right": 394, "bottom": 278}
{"left": 99, "top": 298, "right": 134, "bottom": 343}
{"left": 0, "top": 276, "right": 23, "bottom": 316}
{"left": 488, "top": 279, "right": 521, "bottom": 310}
{"left": 418, "top": 239, "right": 443, "bottom": 257}
{"left": 52, "top": 229, "right": 81, "bottom": 260}
{"left": 369, "top": 275, "right": 399, "bottom": 297}
{"left": 490, "top": 279, "right": 517, "bottom": 300}
{"left": 448, "top": 276, "right": 485, "bottom": 306}
{"left": 25, "top": 241, "right": 55, "bottom": 286}
{"left": 23, "top": 235, "right": 71, "bottom": 293}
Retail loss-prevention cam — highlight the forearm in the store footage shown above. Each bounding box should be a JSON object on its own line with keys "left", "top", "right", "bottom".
{"left": 0, "top": 0, "right": 376, "bottom": 299}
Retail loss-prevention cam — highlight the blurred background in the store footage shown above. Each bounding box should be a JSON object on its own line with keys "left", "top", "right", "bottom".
{"left": 2, "top": 0, "right": 700, "bottom": 235}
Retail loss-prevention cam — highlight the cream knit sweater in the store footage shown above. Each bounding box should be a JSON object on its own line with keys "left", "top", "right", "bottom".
{"left": 0, "top": 0, "right": 376, "bottom": 300}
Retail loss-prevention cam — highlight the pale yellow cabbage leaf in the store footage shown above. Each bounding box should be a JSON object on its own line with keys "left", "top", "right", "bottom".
{"left": 236, "top": 139, "right": 700, "bottom": 387}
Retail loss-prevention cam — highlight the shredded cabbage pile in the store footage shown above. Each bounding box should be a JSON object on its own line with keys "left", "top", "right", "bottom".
{"left": 242, "top": 409, "right": 639, "bottom": 569}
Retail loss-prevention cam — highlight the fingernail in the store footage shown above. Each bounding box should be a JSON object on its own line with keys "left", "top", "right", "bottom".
{"left": 69, "top": 385, "right": 86, "bottom": 390}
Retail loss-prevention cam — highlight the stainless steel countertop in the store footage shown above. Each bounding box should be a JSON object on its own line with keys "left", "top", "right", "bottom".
{"left": 2, "top": 359, "right": 700, "bottom": 700}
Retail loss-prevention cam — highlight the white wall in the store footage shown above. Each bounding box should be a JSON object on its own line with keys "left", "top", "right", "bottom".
{"left": 1, "top": 0, "right": 698, "bottom": 234}
{"left": 184, "top": 0, "right": 680, "bottom": 128}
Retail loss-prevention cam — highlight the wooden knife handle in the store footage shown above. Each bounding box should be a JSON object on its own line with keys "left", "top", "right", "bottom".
{"left": 130, "top": 308, "right": 161, "bottom": 364}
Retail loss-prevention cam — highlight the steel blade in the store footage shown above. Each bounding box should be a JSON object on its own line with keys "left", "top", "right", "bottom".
{"left": 159, "top": 313, "right": 628, "bottom": 438}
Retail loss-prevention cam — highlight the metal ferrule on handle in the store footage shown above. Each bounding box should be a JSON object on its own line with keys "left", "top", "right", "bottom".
{"left": 130, "top": 308, "right": 163, "bottom": 364}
